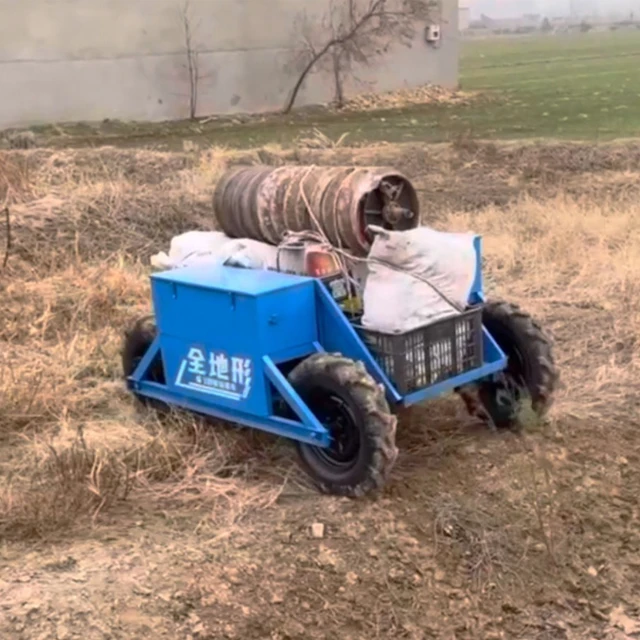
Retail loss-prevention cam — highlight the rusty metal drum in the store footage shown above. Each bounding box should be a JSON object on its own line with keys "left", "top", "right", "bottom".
{"left": 212, "top": 165, "right": 420, "bottom": 255}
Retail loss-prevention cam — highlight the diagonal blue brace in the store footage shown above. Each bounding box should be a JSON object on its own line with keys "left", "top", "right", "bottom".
{"left": 262, "top": 356, "right": 329, "bottom": 444}
{"left": 127, "top": 334, "right": 162, "bottom": 390}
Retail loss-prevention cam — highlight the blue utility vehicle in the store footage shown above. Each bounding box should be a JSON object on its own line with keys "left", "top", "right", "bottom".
{"left": 123, "top": 236, "right": 558, "bottom": 496}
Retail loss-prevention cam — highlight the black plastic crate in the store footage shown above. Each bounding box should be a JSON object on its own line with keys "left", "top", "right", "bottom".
{"left": 354, "top": 306, "right": 484, "bottom": 394}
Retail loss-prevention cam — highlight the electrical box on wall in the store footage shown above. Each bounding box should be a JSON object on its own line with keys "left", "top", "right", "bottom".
{"left": 425, "top": 24, "right": 441, "bottom": 43}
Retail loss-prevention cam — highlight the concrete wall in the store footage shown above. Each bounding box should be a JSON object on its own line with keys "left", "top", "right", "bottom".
{"left": 0, "top": 0, "right": 459, "bottom": 129}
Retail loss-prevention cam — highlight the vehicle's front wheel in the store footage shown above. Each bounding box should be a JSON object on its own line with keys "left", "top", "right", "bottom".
{"left": 288, "top": 353, "right": 398, "bottom": 497}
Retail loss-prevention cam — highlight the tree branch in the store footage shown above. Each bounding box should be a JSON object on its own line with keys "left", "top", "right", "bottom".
{"left": 284, "top": 0, "right": 387, "bottom": 113}
{"left": 284, "top": 0, "right": 433, "bottom": 113}
{"left": 181, "top": 0, "right": 200, "bottom": 119}
{"left": 2, "top": 206, "right": 11, "bottom": 270}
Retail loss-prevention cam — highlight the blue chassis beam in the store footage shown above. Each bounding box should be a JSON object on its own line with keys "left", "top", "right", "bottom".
{"left": 128, "top": 335, "right": 332, "bottom": 447}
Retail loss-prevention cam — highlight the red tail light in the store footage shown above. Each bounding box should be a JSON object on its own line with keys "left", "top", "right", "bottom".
{"left": 305, "top": 248, "right": 341, "bottom": 277}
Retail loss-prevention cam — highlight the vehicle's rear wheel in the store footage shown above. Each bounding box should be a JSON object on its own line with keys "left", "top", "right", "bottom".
{"left": 121, "top": 316, "right": 166, "bottom": 409}
{"left": 461, "top": 300, "right": 559, "bottom": 430}
{"left": 288, "top": 353, "right": 398, "bottom": 497}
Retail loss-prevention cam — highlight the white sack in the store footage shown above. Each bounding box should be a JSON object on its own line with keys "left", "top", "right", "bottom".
{"left": 361, "top": 226, "right": 477, "bottom": 334}
{"left": 218, "top": 238, "right": 308, "bottom": 273}
{"left": 150, "top": 231, "right": 230, "bottom": 269}
{"left": 150, "top": 231, "right": 308, "bottom": 274}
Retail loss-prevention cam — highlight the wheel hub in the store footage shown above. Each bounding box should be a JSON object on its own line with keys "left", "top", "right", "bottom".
{"left": 311, "top": 395, "right": 360, "bottom": 467}
{"left": 479, "top": 371, "right": 525, "bottom": 428}
{"left": 495, "top": 372, "right": 523, "bottom": 412}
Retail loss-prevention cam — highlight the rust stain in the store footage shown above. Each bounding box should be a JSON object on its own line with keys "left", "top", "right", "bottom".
{"left": 213, "top": 165, "right": 420, "bottom": 255}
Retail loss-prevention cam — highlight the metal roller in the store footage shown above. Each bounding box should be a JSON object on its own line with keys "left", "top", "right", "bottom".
{"left": 213, "top": 165, "right": 420, "bottom": 255}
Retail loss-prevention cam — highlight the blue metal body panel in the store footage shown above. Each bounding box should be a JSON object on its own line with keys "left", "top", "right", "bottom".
{"left": 470, "top": 235, "right": 484, "bottom": 302}
{"left": 313, "top": 281, "right": 402, "bottom": 405}
{"left": 150, "top": 265, "right": 318, "bottom": 418}
{"left": 128, "top": 234, "right": 509, "bottom": 449}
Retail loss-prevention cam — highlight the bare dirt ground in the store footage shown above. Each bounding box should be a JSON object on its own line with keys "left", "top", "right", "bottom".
{"left": 1, "top": 138, "right": 640, "bottom": 639}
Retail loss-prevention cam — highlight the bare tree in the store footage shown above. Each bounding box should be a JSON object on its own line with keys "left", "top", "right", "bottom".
{"left": 180, "top": 0, "right": 201, "bottom": 119}
{"left": 284, "top": 0, "right": 437, "bottom": 113}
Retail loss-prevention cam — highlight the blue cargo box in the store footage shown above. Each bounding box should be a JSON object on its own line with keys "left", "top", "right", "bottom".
{"left": 150, "top": 265, "right": 317, "bottom": 416}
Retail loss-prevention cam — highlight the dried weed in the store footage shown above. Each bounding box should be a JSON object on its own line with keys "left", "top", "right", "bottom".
{"left": 442, "top": 194, "right": 640, "bottom": 421}
{"left": 0, "top": 145, "right": 290, "bottom": 539}
{"left": 294, "top": 128, "right": 351, "bottom": 150}
{"left": 339, "top": 84, "right": 477, "bottom": 112}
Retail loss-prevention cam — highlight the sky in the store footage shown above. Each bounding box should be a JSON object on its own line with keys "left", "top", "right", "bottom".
{"left": 467, "top": 0, "right": 640, "bottom": 19}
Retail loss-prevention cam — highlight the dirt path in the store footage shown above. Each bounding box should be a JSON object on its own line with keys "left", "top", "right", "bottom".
{"left": 2, "top": 407, "right": 639, "bottom": 639}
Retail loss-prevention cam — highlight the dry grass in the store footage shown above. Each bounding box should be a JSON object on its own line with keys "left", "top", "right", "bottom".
{"left": 0, "top": 145, "right": 295, "bottom": 540}
{"left": 0, "top": 413, "right": 290, "bottom": 539}
{"left": 442, "top": 194, "right": 640, "bottom": 421}
{"left": 338, "top": 84, "right": 477, "bottom": 112}
{"left": 1, "top": 147, "right": 231, "bottom": 277}
{"left": 0, "top": 418, "right": 178, "bottom": 538}
{"left": 1, "top": 140, "right": 639, "bottom": 558}
{"left": 293, "top": 128, "right": 351, "bottom": 150}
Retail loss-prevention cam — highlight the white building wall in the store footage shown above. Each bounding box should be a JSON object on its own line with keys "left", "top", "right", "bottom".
{"left": 0, "top": 0, "right": 459, "bottom": 128}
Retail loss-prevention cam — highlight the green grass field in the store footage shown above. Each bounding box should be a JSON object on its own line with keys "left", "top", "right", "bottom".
{"left": 459, "top": 30, "right": 640, "bottom": 139}
{"left": 34, "top": 30, "right": 640, "bottom": 148}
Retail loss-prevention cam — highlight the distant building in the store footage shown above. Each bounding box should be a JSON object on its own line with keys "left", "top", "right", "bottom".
{"left": 459, "top": 3, "right": 471, "bottom": 31}
{"left": 478, "top": 13, "right": 544, "bottom": 31}
{"left": 471, "top": 0, "right": 542, "bottom": 19}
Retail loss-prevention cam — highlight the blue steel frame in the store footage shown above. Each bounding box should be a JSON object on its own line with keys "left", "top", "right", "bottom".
{"left": 127, "top": 234, "right": 508, "bottom": 448}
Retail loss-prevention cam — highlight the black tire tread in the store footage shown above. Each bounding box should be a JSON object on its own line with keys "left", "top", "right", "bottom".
{"left": 289, "top": 352, "right": 398, "bottom": 497}
{"left": 121, "top": 315, "right": 159, "bottom": 379}
{"left": 121, "top": 316, "right": 166, "bottom": 411}
{"left": 482, "top": 299, "right": 559, "bottom": 416}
